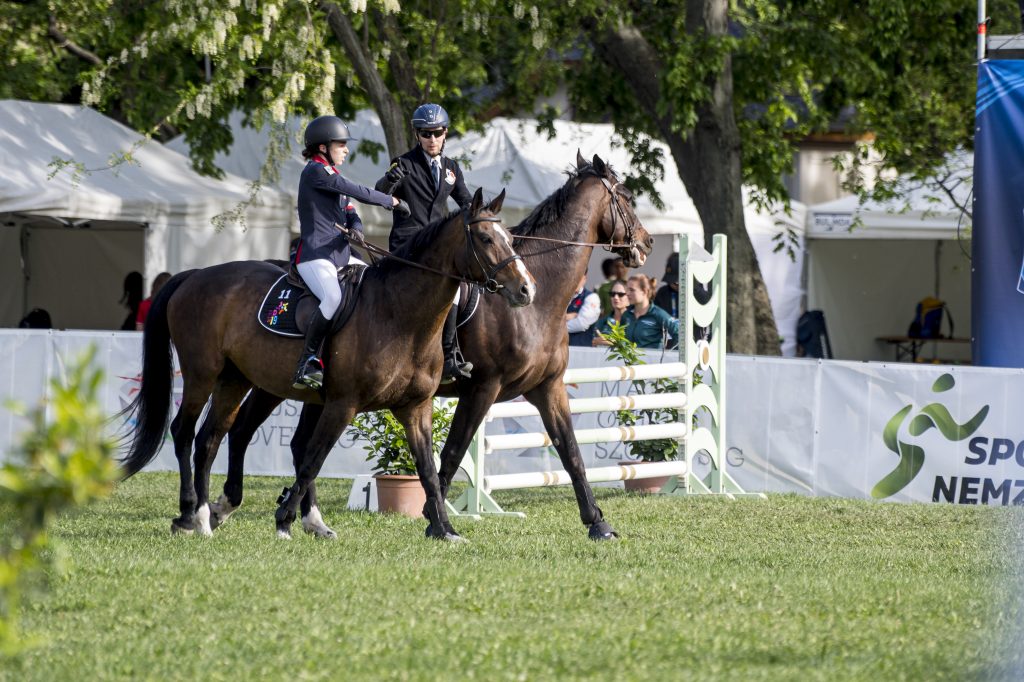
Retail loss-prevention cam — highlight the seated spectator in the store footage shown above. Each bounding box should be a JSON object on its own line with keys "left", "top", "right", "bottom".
{"left": 135, "top": 272, "right": 173, "bottom": 330}
{"left": 592, "top": 280, "right": 629, "bottom": 347}
{"left": 596, "top": 257, "right": 628, "bottom": 316}
{"left": 653, "top": 252, "right": 679, "bottom": 318}
{"left": 565, "top": 273, "right": 601, "bottom": 347}
{"left": 120, "top": 271, "right": 144, "bottom": 331}
{"left": 18, "top": 308, "right": 52, "bottom": 329}
{"left": 622, "top": 275, "right": 679, "bottom": 349}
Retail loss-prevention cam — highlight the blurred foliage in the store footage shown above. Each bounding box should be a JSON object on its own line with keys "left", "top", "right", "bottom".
{"left": 349, "top": 401, "right": 456, "bottom": 476}
{"left": 0, "top": 348, "right": 118, "bottom": 655}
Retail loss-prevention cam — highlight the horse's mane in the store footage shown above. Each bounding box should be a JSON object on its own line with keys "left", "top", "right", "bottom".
{"left": 371, "top": 209, "right": 460, "bottom": 277}
{"left": 511, "top": 164, "right": 605, "bottom": 241}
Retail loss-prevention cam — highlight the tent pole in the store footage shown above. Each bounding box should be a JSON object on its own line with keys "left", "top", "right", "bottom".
{"left": 979, "top": 0, "right": 987, "bottom": 61}
{"left": 19, "top": 223, "right": 28, "bottom": 319}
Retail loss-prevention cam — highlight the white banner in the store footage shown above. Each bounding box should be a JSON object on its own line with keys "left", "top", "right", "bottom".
{"left": 2, "top": 330, "right": 1022, "bottom": 505}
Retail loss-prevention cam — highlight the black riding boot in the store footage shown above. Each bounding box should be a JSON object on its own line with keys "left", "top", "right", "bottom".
{"left": 292, "top": 309, "right": 332, "bottom": 390}
{"left": 440, "top": 307, "right": 472, "bottom": 383}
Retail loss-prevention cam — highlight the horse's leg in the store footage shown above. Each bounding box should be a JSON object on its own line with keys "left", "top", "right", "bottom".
{"left": 192, "top": 371, "right": 252, "bottom": 536}
{"left": 436, "top": 383, "right": 501, "bottom": 509}
{"left": 210, "top": 388, "right": 283, "bottom": 530}
{"left": 524, "top": 378, "right": 619, "bottom": 541}
{"left": 273, "top": 401, "right": 355, "bottom": 540}
{"left": 291, "top": 404, "right": 335, "bottom": 538}
{"left": 394, "top": 401, "right": 465, "bottom": 542}
{"left": 169, "top": 375, "right": 217, "bottom": 535}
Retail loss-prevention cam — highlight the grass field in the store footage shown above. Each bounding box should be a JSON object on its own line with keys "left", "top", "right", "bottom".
{"left": 4, "top": 473, "right": 1023, "bottom": 681}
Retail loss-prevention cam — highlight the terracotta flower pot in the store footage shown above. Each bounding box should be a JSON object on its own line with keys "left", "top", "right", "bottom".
{"left": 619, "top": 461, "right": 671, "bottom": 494}
{"left": 374, "top": 474, "right": 426, "bottom": 518}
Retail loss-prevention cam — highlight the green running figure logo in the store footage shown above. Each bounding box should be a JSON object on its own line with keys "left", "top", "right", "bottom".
{"left": 872, "top": 373, "right": 990, "bottom": 499}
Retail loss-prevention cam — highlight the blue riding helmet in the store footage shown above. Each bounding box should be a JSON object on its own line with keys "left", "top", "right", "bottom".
{"left": 411, "top": 103, "right": 449, "bottom": 130}
{"left": 304, "top": 116, "right": 354, "bottom": 147}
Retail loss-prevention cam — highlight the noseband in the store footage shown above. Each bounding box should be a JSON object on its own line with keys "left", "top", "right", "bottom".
{"left": 464, "top": 213, "right": 524, "bottom": 294}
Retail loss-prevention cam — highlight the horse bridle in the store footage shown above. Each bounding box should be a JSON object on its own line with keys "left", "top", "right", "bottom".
{"left": 464, "top": 212, "right": 524, "bottom": 294}
{"left": 599, "top": 175, "right": 639, "bottom": 253}
{"left": 509, "top": 170, "right": 641, "bottom": 254}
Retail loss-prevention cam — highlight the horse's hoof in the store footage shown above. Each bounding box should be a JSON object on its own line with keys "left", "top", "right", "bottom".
{"left": 425, "top": 524, "right": 468, "bottom": 543}
{"left": 276, "top": 529, "right": 292, "bottom": 540}
{"left": 302, "top": 507, "right": 337, "bottom": 540}
{"left": 588, "top": 521, "right": 620, "bottom": 541}
{"left": 209, "top": 495, "right": 238, "bottom": 530}
{"left": 170, "top": 518, "right": 194, "bottom": 536}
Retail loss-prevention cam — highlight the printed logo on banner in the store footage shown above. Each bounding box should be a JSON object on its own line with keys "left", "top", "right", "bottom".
{"left": 871, "top": 373, "right": 989, "bottom": 500}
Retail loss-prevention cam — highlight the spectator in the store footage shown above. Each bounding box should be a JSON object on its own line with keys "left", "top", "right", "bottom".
{"left": 596, "top": 257, "right": 628, "bottom": 316}
{"left": 592, "top": 280, "right": 629, "bottom": 347}
{"left": 120, "top": 271, "right": 143, "bottom": 331}
{"left": 566, "top": 273, "right": 601, "bottom": 347}
{"left": 136, "top": 272, "right": 173, "bottom": 330}
{"left": 653, "top": 252, "right": 679, "bottom": 318}
{"left": 622, "top": 274, "right": 679, "bottom": 349}
{"left": 18, "top": 308, "right": 52, "bottom": 329}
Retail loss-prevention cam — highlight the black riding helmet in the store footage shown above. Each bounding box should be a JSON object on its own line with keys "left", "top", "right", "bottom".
{"left": 304, "top": 115, "right": 353, "bottom": 147}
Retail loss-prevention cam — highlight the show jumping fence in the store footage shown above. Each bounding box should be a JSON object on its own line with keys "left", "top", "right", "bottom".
{"left": 447, "top": 234, "right": 763, "bottom": 519}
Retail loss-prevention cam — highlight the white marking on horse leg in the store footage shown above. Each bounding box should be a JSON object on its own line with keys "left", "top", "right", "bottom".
{"left": 301, "top": 505, "right": 338, "bottom": 540}
{"left": 194, "top": 503, "right": 213, "bottom": 537}
{"left": 276, "top": 529, "right": 292, "bottom": 540}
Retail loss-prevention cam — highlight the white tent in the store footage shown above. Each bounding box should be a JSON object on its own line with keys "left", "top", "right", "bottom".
{"left": 0, "top": 101, "right": 292, "bottom": 330}
{"left": 171, "top": 111, "right": 807, "bottom": 354}
{"left": 805, "top": 156, "right": 973, "bottom": 362}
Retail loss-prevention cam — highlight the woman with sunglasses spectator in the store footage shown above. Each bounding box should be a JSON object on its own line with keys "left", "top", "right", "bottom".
{"left": 592, "top": 280, "right": 630, "bottom": 347}
{"left": 375, "top": 103, "right": 475, "bottom": 382}
{"left": 621, "top": 275, "right": 679, "bottom": 349}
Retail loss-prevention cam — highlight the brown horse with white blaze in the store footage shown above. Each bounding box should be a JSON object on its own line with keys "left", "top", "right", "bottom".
{"left": 206, "top": 152, "right": 653, "bottom": 540}
{"left": 120, "top": 188, "right": 535, "bottom": 541}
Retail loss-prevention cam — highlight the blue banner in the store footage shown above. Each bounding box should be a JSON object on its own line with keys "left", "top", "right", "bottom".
{"left": 974, "top": 61, "right": 1024, "bottom": 367}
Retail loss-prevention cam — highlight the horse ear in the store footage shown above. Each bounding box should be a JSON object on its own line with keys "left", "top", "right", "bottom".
{"left": 576, "top": 149, "right": 587, "bottom": 169}
{"left": 470, "top": 187, "right": 484, "bottom": 214}
{"left": 486, "top": 188, "right": 506, "bottom": 214}
{"left": 592, "top": 154, "right": 607, "bottom": 175}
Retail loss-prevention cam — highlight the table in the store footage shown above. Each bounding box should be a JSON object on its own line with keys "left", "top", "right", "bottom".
{"left": 876, "top": 336, "right": 971, "bottom": 363}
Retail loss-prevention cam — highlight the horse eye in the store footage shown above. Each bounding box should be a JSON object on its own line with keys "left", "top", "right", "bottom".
{"left": 479, "top": 234, "right": 494, "bottom": 245}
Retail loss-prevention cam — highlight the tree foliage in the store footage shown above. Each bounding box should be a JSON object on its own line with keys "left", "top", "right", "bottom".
{"left": 0, "top": 0, "right": 1000, "bottom": 352}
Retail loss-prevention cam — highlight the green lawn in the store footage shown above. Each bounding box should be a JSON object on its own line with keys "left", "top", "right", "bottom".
{"left": 5, "top": 473, "right": 1023, "bottom": 681}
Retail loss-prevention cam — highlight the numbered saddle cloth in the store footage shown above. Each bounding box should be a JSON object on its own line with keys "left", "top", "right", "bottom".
{"left": 257, "top": 264, "right": 367, "bottom": 337}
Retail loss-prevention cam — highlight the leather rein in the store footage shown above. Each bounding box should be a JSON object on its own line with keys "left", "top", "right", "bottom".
{"left": 510, "top": 176, "right": 640, "bottom": 253}
{"left": 337, "top": 212, "right": 523, "bottom": 294}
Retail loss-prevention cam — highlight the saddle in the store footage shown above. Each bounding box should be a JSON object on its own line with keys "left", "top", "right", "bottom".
{"left": 257, "top": 263, "right": 367, "bottom": 338}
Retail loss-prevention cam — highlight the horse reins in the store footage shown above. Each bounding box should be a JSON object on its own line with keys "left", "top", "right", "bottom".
{"left": 337, "top": 212, "right": 523, "bottom": 294}
{"left": 510, "top": 175, "right": 640, "bottom": 253}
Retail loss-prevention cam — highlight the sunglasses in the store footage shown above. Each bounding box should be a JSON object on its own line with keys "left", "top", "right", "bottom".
{"left": 610, "top": 292, "right": 627, "bottom": 298}
{"left": 418, "top": 129, "right": 446, "bottom": 139}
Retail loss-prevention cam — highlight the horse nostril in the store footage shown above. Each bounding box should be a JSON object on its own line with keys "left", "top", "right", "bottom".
{"left": 520, "top": 283, "right": 532, "bottom": 299}
{"left": 645, "top": 236, "right": 654, "bottom": 249}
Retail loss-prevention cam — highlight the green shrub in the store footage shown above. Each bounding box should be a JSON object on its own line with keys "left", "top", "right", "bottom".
{"left": 349, "top": 400, "right": 456, "bottom": 476}
{"left": 0, "top": 347, "right": 118, "bottom": 654}
{"left": 599, "top": 322, "right": 682, "bottom": 462}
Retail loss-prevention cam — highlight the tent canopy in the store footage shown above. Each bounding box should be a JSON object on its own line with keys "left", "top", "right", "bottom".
{"left": 803, "top": 153, "right": 973, "bottom": 362}
{"left": 806, "top": 152, "right": 972, "bottom": 240}
{"left": 0, "top": 100, "right": 292, "bottom": 329}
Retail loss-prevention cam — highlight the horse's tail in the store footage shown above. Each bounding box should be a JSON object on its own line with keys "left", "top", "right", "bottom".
{"left": 119, "top": 270, "right": 196, "bottom": 479}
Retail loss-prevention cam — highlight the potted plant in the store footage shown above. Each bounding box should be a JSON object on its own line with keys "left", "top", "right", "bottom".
{"left": 598, "top": 322, "right": 683, "bottom": 493}
{"left": 348, "top": 400, "right": 456, "bottom": 517}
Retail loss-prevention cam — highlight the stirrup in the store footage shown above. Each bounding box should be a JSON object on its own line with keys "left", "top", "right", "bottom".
{"left": 440, "top": 357, "right": 473, "bottom": 384}
{"left": 292, "top": 355, "right": 324, "bottom": 390}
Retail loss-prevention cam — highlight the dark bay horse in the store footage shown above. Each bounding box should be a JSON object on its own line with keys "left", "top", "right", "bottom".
{"left": 121, "top": 189, "right": 536, "bottom": 540}
{"left": 205, "top": 152, "right": 653, "bottom": 540}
